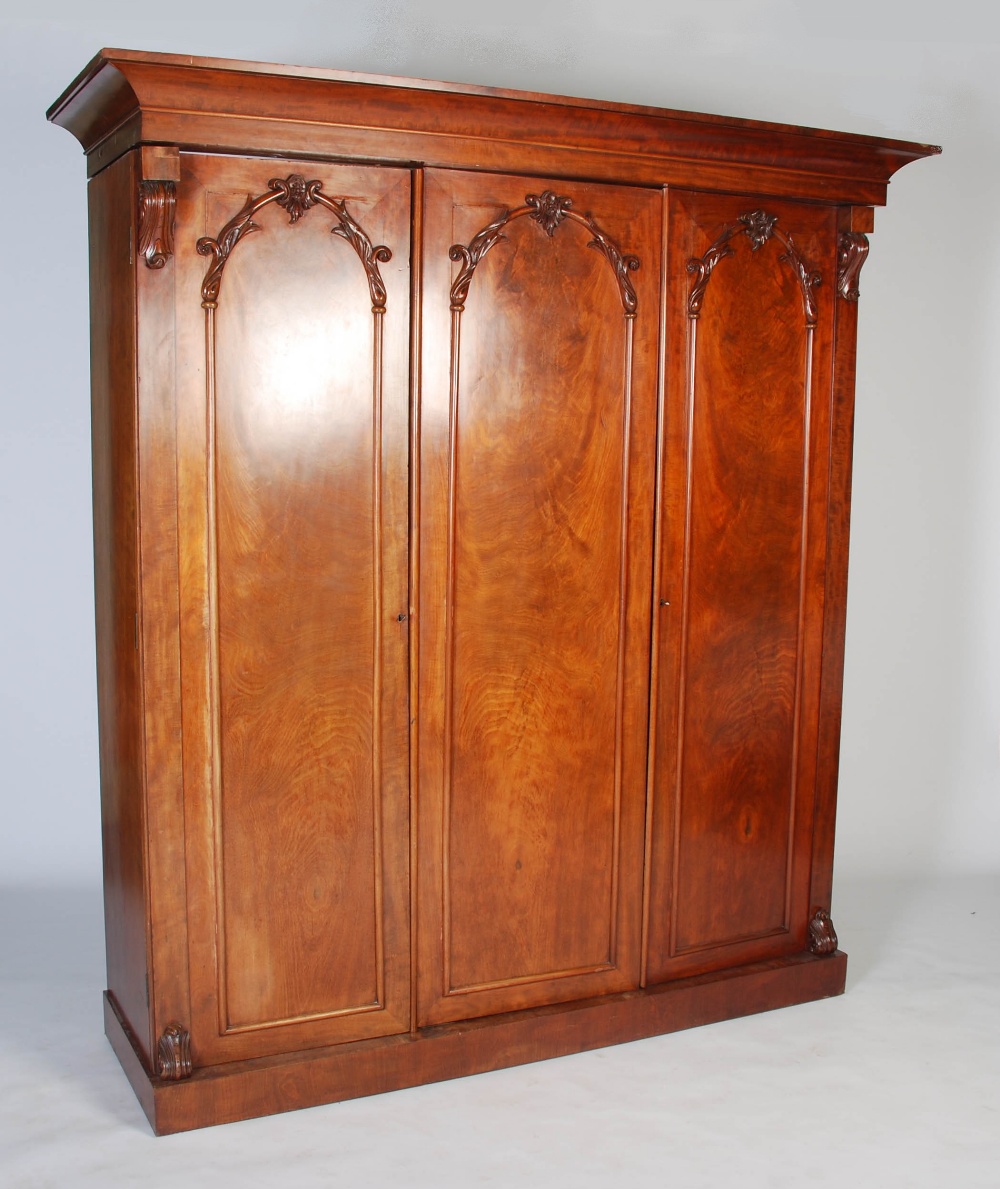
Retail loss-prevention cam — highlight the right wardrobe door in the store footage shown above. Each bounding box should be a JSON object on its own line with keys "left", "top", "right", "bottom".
{"left": 646, "top": 190, "right": 839, "bottom": 984}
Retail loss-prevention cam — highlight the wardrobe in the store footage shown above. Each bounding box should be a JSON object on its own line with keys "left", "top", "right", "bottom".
{"left": 48, "top": 48, "right": 938, "bottom": 1133}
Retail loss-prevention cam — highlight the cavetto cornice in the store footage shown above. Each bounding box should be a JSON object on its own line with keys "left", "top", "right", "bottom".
{"left": 48, "top": 48, "right": 939, "bottom": 204}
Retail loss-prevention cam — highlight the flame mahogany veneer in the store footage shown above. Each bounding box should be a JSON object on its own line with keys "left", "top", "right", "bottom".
{"left": 49, "top": 49, "right": 937, "bottom": 1134}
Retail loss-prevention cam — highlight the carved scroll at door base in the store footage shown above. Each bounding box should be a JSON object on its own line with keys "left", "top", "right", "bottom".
{"left": 807, "top": 909, "right": 839, "bottom": 956}
{"left": 157, "top": 1023, "right": 193, "bottom": 1080}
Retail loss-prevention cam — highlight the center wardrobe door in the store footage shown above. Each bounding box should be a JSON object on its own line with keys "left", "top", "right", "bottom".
{"left": 416, "top": 170, "right": 661, "bottom": 1026}
{"left": 175, "top": 155, "right": 411, "bottom": 1064}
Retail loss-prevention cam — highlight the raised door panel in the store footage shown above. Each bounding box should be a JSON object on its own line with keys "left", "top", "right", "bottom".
{"left": 174, "top": 155, "right": 411, "bottom": 1062}
{"left": 646, "top": 192, "right": 836, "bottom": 983}
{"left": 417, "top": 170, "right": 660, "bottom": 1026}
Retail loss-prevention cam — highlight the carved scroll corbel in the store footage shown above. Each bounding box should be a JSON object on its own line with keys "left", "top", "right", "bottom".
{"left": 157, "top": 1022, "right": 193, "bottom": 1080}
{"left": 138, "top": 181, "right": 176, "bottom": 269}
{"left": 837, "top": 231, "right": 870, "bottom": 302}
{"left": 807, "top": 909, "right": 839, "bottom": 955}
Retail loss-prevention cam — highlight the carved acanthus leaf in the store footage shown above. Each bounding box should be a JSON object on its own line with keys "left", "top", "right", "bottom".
{"left": 138, "top": 180, "right": 176, "bottom": 269}
{"left": 329, "top": 199, "right": 393, "bottom": 311}
{"left": 197, "top": 191, "right": 262, "bottom": 308}
{"left": 837, "top": 231, "right": 870, "bottom": 302}
{"left": 449, "top": 210, "right": 512, "bottom": 311}
{"left": 687, "top": 230, "right": 736, "bottom": 317}
{"left": 778, "top": 235, "right": 822, "bottom": 327}
{"left": 585, "top": 221, "right": 640, "bottom": 317}
{"left": 807, "top": 909, "right": 839, "bottom": 956}
{"left": 157, "top": 1023, "right": 193, "bottom": 1080}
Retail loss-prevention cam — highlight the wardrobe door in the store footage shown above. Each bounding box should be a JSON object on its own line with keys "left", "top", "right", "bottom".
{"left": 645, "top": 192, "right": 837, "bottom": 983}
{"left": 174, "top": 155, "right": 412, "bottom": 1063}
{"left": 417, "top": 170, "right": 660, "bottom": 1026}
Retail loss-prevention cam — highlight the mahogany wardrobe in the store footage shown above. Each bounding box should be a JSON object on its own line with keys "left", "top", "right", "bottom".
{"left": 48, "top": 48, "right": 938, "bottom": 1133}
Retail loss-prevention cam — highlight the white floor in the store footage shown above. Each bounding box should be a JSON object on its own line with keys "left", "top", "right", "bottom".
{"left": 1, "top": 873, "right": 997, "bottom": 1188}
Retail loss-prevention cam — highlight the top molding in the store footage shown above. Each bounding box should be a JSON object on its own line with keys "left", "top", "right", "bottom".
{"left": 47, "top": 48, "right": 940, "bottom": 205}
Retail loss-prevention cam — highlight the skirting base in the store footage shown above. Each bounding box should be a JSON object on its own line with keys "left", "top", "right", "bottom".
{"left": 105, "top": 949, "right": 848, "bottom": 1135}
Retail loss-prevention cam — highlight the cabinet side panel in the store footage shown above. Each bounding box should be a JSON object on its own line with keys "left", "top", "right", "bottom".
{"left": 89, "top": 151, "right": 152, "bottom": 1065}
{"left": 809, "top": 208, "right": 864, "bottom": 915}
{"left": 135, "top": 178, "right": 191, "bottom": 1047}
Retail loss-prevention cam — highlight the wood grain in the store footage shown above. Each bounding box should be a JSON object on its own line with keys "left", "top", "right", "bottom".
{"left": 105, "top": 951, "right": 847, "bottom": 1134}
{"left": 135, "top": 157, "right": 190, "bottom": 1056}
{"left": 417, "top": 170, "right": 659, "bottom": 1025}
{"left": 50, "top": 49, "right": 936, "bottom": 1134}
{"left": 48, "top": 49, "right": 939, "bottom": 203}
{"left": 174, "top": 155, "right": 412, "bottom": 1062}
{"left": 646, "top": 191, "right": 836, "bottom": 982}
{"left": 88, "top": 150, "right": 152, "bottom": 1068}
{"left": 809, "top": 206, "right": 868, "bottom": 919}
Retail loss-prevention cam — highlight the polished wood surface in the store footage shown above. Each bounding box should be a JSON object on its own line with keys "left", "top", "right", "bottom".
{"left": 809, "top": 205, "right": 872, "bottom": 919}
{"left": 646, "top": 193, "right": 836, "bottom": 983}
{"left": 173, "top": 155, "right": 412, "bottom": 1062}
{"left": 48, "top": 49, "right": 938, "bottom": 203}
{"left": 105, "top": 954, "right": 847, "bottom": 1134}
{"left": 89, "top": 150, "right": 151, "bottom": 1066}
{"left": 134, "top": 150, "right": 190, "bottom": 1054}
{"left": 50, "top": 49, "right": 938, "bottom": 1133}
{"left": 417, "top": 171, "right": 659, "bottom": 1024}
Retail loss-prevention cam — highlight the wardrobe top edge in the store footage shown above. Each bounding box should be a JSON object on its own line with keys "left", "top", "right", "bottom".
{"left": 47, "top": 47, "right": 941, "bottom": 200}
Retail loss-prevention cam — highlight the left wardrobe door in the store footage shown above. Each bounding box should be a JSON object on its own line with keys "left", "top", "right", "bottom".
{"left": 172, "top": 155, "right": 412, "bottom": 1064}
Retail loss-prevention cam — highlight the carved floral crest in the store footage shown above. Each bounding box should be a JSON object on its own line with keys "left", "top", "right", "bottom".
{"left": 271, "top": 173, "right": 319, "bottom": 223}
{"left": 739, "top": 209, "right": 778, "bottom": 251}
{"left": 526, "top": 190, "right": 573, "bottom": 237}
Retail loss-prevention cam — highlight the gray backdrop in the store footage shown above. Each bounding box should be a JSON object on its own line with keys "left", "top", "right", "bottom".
{"left": 2, "top": 3, "right": 996, "bottom": 886}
